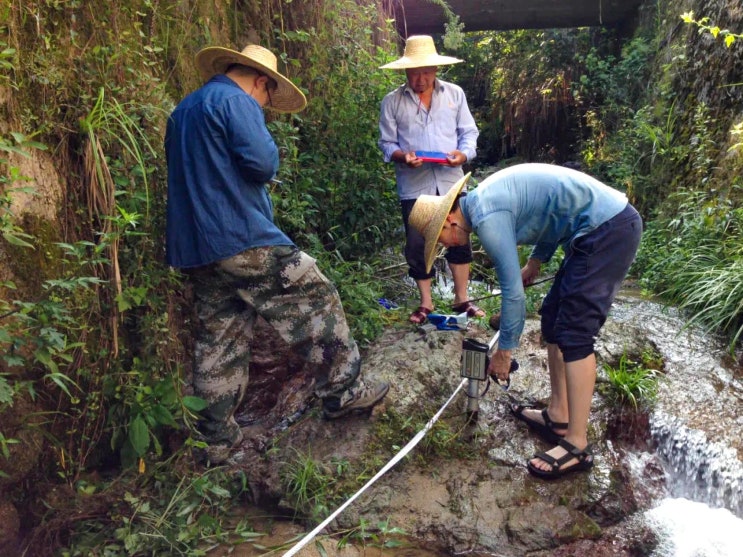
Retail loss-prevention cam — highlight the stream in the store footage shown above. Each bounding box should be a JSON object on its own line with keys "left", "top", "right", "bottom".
{"left": 210, "top": 292, "right": 742, "bottom": 557}
{"left": 606, "top": 297, "right": 743, "bottom": 556}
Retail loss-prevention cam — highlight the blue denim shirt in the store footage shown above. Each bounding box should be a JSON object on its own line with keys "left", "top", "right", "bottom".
{"left": 460, "top": 163, "right": 628, "bottom": 349}
{"left": 165, "top": 75, "right": 293, "bottom": 268}
{"left": 378, "top": 79, "right": 479, "bottom": 200}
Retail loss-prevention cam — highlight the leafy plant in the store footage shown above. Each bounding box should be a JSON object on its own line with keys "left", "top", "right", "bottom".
{"left": 0, "top": 430, "right": 20, "bottom": 461}
{"left": 602, "top": 353, "right": 660, "bottom": 410}
{"left": 336, "top": 517, "right": 408, "bottom": 551}
{"left": 0, "top": 133, "right": 45, "bottom": 247}
{"left": 668, "top": 243, "right": 743, "bottom": 347}
{"left": 271, "top": 15, "right": 401, "bottom": 260}
{"left": 682, "top": 11, "right": 742, "bottom": 48}
{"left": 634, "top": 185, "right": 743, "bottom": 350}
{"left": 56, "top": 465, "right": 260, "bottom": 556}
{"left": 681, "top": 12, "right": 743, "bottom": 154}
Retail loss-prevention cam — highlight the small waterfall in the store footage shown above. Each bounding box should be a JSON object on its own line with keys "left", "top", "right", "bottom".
{"left": 605, "top": 295, "right": 743, "bottom": 556}
{"left": 650, "top": 413, "right": 743, "bottom": 518}
{"left": 645, "top": 498, "right": 743, "bottom": 557}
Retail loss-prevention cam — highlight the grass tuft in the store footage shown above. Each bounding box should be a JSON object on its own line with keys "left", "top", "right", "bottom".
{"left": 602, "top": 353, "right": 661, "bottom": 410}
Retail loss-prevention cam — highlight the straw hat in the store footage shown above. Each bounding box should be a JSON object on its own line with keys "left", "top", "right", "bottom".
{"left": 195, "top": 44, "right": 307, "bottom": 113}
{"left": 380, "top": 35, "right": 463, "bottom": 70}
{"left": 409, "top": 172, "right": 472, "bottom": 273}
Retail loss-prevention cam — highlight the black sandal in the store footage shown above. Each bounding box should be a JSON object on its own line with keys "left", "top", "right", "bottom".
{"left": 511, "top": 404, "right": 567, "bottom": 443}
{"left": 527, "top": 438, "right": 594, "bottom": 479}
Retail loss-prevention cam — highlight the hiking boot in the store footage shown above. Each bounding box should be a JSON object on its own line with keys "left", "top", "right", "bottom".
{"left": 194, "top": 429, "right": 243, "bottom": 466}
{"left": 322, "top": 380, "right": 390, "bottom": 419}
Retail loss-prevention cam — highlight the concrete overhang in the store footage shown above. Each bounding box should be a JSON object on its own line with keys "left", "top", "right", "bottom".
{"left": 391, "top": 0, "right": 645, "bottom": 35}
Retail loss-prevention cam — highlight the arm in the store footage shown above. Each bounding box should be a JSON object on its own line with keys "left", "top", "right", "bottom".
{"left": 530, "top": 243, "right": 558, "bottom": 265}
{"left": 476, "top": 212, "right": 526, "bottom": 350}
{"left": 379, "top": 91, "right": 424, "bottom": 168}
{"left": 225, "top": 96, "right": 279, "bottom": 182}
{"left": 475, "top": 211, "right": 525, "bottom": 382}
{"left": 451, "top": 90, "right": 478, "bottom": 166}
{"left": 522, "top": 257, "right": 542, "bottom": 285}
{"left": 378, "top": 92, "right": 403, "bottom": 163}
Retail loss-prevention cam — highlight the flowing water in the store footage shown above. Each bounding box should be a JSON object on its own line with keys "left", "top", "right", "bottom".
{"left": 608, "top": 296, "right": 743, "bottom": 555}
{"left": 428, "top": 283, "right": 743, "bottom": 554}
{"left": 215, "top": 291, "right": 742, "bottom": 556}
{"left": 646, "top": 498, "right": 743, "bottom": 557}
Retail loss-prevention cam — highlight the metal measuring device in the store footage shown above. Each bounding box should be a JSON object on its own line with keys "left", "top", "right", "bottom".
{"left": 457, "top": 275, "right": 554, "bottom": 423}
{"left": 460, "top": 323, "right": 518, "bottom": 424}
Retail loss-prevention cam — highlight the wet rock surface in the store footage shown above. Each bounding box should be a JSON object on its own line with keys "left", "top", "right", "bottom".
{"left": 3, "top": 292, "right": 738, "bottom": 554}
{"left": 214, "top": 292, "right": 743, "bottom": 555}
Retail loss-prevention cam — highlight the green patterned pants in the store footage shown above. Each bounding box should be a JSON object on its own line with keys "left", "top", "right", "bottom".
{"left": 186, "top": 246, "right": 361, "bottom": 445}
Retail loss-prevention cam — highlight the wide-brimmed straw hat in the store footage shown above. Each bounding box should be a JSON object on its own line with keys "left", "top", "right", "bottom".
{"left": 380, "top": 35, "right": 463, "bottom": 70}
{"left": 409, "top": 172, "right": 472, "bottom": 273}
{"left": 195, "top": 44, "right": 307, "bottom": 113}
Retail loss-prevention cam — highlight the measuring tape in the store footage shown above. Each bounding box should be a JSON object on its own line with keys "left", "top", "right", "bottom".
{"left": 282, "top": 377, "right": 469, "bottom": 556}
{"left": 283, "top": 276, "right": 558, "bottom": 554}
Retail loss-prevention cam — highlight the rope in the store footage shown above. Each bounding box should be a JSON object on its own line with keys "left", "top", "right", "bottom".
{"left": 282, "top": 377, "right": 469, "bottom": 556}
{"left": 456, "top": 274, "right": 556, "bottom": 306}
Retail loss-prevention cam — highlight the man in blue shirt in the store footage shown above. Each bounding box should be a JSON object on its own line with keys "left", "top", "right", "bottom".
{"left": 409, "top": 163, "right": 642, "bottom": 479}
{"left": 379, "top": 35, "right": 482, "bottom": 325}
{"left": 166, "top": 44, "right": 388, "bottom": 464}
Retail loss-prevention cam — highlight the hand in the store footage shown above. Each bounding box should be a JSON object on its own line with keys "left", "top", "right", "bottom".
{"left": 487, "top": 348, "right": 512, "bottom": 383}
{"left": 404, "top": 151, "right": 424, "bottom": 168}
{"left": 521, "top": 258, "right": 541, "bottom": 286}
{"left": 446, "top": 150, "right": 466, "bottom": 166}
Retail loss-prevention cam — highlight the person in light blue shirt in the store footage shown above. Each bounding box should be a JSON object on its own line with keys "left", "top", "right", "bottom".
{"left": 379, "top": 35, "right": 481, "bottom": 325}
{"left": 409, "top": 163, "right": 642, "bottom": 479}
{"left": 165, "top": 45, "right": 388, "bottom": 464}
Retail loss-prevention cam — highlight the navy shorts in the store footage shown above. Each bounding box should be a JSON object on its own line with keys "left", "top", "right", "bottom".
{"left": 539, "top": 203, "right": 642, "bottom": 362}
{"left": 400, "top": 197, "right": 473, "bottom": 280}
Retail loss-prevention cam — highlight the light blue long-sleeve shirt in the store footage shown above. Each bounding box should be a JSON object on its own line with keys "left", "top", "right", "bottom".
{"left": 459, "top": 163, "right": 628, "bottom": 350}
{"left": 378, "top": 79, "right": 479, "bottom": 200}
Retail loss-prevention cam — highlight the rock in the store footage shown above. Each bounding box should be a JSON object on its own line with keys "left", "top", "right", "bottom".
{"left": 224, "top": 316, "right": 664, "bottom": 554}
{"left": 507, "top": 501, "right": 601, "bottom": 550}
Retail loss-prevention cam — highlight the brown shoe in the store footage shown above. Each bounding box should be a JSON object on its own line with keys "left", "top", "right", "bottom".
{"left": 193, "top": 429, "right": 243, "bottom": 466}
{"left": 323, "top": 380, "right": 390, "bottom": 419}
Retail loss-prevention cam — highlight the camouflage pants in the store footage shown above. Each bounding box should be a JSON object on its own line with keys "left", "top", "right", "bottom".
{"left": 187, "top": 246, "right": 361, "bottom": 445}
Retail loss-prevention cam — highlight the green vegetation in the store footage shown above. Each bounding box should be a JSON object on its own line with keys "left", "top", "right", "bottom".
{"left": 625, "top": 12, "right": 743, "bottom": 350}
{"left": 601, "top": 353, "right": 661, "bottom": 410}
{"left": 1, "top": 0, "right": 405, "bottom": 552}
{"left": 372, "top": 408, "right": 481, "bottom": 465}
{"left": 635, "top": 187, "right": 743, "bottom": 346}
{"left": 1, "top": 0, "right": 743, "bottom": 553}
{"left": 682, "top": 11, "right": 743, "bottom": 47}
{"left": 54, "top": 466, "right": 260, "bottom": 556}
{"left": 335, "top": 517, "right": 408, "bottom": 551}
{"left": 283, "top": 450, "right": 348, "bottom": 522}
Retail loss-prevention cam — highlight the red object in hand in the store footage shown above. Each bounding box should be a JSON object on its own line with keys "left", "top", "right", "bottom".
{"left": 415, "top": 150, "right": 451, "bottom": 164}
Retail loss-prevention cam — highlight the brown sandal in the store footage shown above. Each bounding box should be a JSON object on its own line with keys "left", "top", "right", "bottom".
{"left": 409, "top": 306, "right": 432, "bottom": 324}
{"left": 451, "top": 301, "right": 485, "bottom": 318}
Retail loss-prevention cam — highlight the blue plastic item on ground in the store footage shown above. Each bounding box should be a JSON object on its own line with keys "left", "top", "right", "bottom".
{"left": 377, "top": 298, "right": 400, "bottom": 310}
{"left": 427, "top": 312, "right": 468, "bottom": 330}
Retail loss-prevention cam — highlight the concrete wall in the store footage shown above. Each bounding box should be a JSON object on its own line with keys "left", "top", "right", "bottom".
{"left": 392, "top": 0, "right": 645, "bottom": 35}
